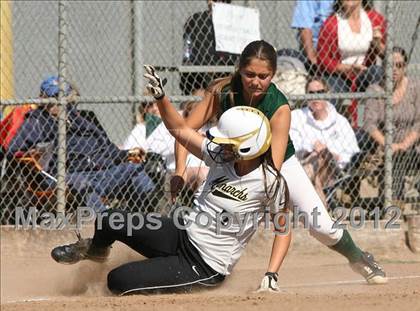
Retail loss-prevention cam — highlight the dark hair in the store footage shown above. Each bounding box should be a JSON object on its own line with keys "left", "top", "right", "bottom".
{"left": 232, "top": 40, "right": 277, "bottom": 96}
{"left": 208, "top": 40, "right": 277, "bottom": 112}
{"left": 138, "top": 102, "right": 146, "bottom": 115}
{"left": 333, "top": 0, "right": 374, "bottom": 13}
{"left": 134, "top": 102, "right": 146, "bottom": 123}
{"left": 237, "top": 40, "right": 277, "bottom": 76}
{"left": 393, "top": 46, "right": 408, "bottom": 64}
{"left": 136, "top": 100, "right": 156, "bottom": 123}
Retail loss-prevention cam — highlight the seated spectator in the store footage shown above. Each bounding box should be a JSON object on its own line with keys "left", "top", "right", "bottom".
{"left": 181, "top": 0, "right": 238, "bottom": 94}
{"left": 7, "top": 76, "right": 154, "bottom": 213}
{"left": 290, "top": 77, "right": 360, "bottom": 206}
{"left": 126, "top": 89, "right": 210, "bottom": 194}
{"left": 122, "top": 100, "right": 163, "bottom": 151}
{"left": 291, "top": 0, "right": 334, "bottom": 74}
{"left": 123, "top": 98, "right": 175, "bottom": 170}
{"left": 363, "top": 47, "right": 420, "bottom": 200}
{"left": 317, "top": 0, "right": 386, "bottom": 93}
{"left": 143, "top": 101, "right": 162, "bottom": 138}
{"left": 124, "top": 89, "right": 210, "bottom": 201}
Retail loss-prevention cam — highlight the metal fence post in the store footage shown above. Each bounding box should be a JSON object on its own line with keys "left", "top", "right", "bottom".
{"left": 57, "top": 0, "right": 68, "bottom": 215}
{"left": 130, "top": 0, "right": 143, "bottom": 126}
{"left": 384, "top": 0, "right": 395, "bottom": 209}
{"left": 129, "top": 0, "right": 135, "bottom": 126}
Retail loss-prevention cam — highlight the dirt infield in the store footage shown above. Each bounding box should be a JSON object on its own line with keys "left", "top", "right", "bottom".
{"left": 2, "top": 224, "right": 420, "bottom": 311}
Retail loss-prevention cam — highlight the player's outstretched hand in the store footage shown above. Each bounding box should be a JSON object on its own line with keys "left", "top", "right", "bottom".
{"left": 144, "top": 65, "right": 165, "bottom": 100}
{"left": 257, "top": 272, "right": 281, "bottom": 293}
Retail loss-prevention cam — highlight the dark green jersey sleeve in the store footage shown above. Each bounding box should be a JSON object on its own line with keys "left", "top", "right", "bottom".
{"left": 256, "top": 83, "right": 289, "bottom": 120}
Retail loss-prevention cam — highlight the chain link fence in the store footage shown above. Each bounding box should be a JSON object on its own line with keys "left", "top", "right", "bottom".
{"left": 1, "top": 0, "right": 419, "bottom": 225}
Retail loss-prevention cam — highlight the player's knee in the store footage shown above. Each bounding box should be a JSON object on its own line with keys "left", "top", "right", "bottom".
{"left": 309, "top": 226, "right": 343, "bottom": 246}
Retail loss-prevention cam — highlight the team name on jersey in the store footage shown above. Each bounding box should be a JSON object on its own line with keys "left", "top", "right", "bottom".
{"left": 210, "top": 176, "right": 248, "bottom": 202}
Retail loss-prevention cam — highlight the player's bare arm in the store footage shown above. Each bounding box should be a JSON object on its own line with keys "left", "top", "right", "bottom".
{"left": 269, "top": 104, "right": 291, "bottom": 170}
{"left": 172, "top": 87, "right": 217, "bottom": 200}
{"left": 258, "top": 209, "right": 291, "bottom": 293}
{"left": 174, "top": 89, "right": 216, "bottom": 174}
{"left": 144, "top": 65, "right": 204, "bottom": 160}
{"left": 268, "top": 214, "right": 291, "bottom": 272}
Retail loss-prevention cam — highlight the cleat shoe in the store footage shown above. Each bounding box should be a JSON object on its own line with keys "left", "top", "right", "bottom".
{"left": 350, "top": 252, "right": 388, "bottom": 284}
{"left": 51, "top": 238, "right": 110, "bottom": 265}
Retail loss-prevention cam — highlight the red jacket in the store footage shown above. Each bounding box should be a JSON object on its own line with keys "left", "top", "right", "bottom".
{"left": 0, "top": 105, "right": 34, "bottom": 150}
{"left": 317, "top": 10, "right": 386, "bottom": 79}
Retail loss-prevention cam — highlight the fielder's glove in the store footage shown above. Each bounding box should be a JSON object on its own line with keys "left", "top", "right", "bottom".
{"left": 257, "top": 272, "right": 280, "bottom": 293}
{"left": 144, "top": 65, "right": 165, "bottom": 100}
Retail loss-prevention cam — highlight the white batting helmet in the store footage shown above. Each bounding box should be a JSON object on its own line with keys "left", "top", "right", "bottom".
{"left": 206, "top": 106, "right": 272, "bottom": 162}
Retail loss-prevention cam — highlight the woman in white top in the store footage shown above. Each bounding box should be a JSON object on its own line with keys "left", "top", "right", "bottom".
{"left": 124, "top": 92, "right": 210, "bottom": 195}
{"left": 290, "top": 77, "right": 360, "bottom": 205}
{"left": 122, "top": 101, "right": 156, "bottom": 151}
{"left": 291, "top": 77, "right": 360, "bottom": 168}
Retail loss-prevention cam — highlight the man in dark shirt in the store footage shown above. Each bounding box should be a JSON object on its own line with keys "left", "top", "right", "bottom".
{"left": 180, "top": 0, "right": 238, "bottom": 94}
{"left": 7, "top": 76, "right": 155, "bottom": 212}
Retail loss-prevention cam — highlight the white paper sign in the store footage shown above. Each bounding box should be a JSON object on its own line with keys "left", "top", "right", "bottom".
{"left": 212, "top": 3, "right": 261, "bottom": 55}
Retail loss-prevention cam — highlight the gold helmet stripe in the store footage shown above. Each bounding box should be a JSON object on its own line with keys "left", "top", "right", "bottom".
{"left": 211, "top": 128, "right": 259, "bottom": 146}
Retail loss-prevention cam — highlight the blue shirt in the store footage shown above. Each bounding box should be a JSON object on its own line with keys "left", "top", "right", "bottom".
{"left": 291, "top": 0, "right": 334, "bottom": 47}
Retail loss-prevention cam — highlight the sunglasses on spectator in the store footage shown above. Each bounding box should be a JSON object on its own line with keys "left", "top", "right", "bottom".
{"left": 394, "top": 62, "right": 405, "bottom": 69}
{"left": 307, "top": 89, "right": 326, "bottom": 94}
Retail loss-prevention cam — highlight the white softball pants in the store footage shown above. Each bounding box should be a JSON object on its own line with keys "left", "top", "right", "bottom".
{"left": 280, "top": 156, "right": 343, "bottom": 246}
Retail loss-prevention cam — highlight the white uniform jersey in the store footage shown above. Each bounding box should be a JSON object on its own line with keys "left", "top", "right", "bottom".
{"left": 184, "top": 139, "right": 287, "bottom": 275}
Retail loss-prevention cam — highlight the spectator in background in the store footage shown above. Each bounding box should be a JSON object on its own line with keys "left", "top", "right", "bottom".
{"left": 290, "top": 77, "right": 360, "bottom": 206}
{"left": 7, "top": 76, "right": 154, "bottom": 212}
{"left": 149, "top": 89, "right": 210, "bottom": 188}
{"left": 363, "top": 47, "right": 420, "bottom": 200}
{"left": 181, "top": 0, "right": 238, "bottom": 94}
{"left": 124, "top": 89, "right": 210, "bottom": 194}
{"left": 1, "top": 78, "right": 75, "bottom": 159}
{"left": 291, "top": 0, "right": 334, "bottom": 73}
{"left": 122, "top": 100, "right": 162, "bottom": 151}
{"left": 317, "top": 0, "right": 386, "bottom": 93}
{"left": 143, "top": 101, "right": 162, "bottom": 138}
